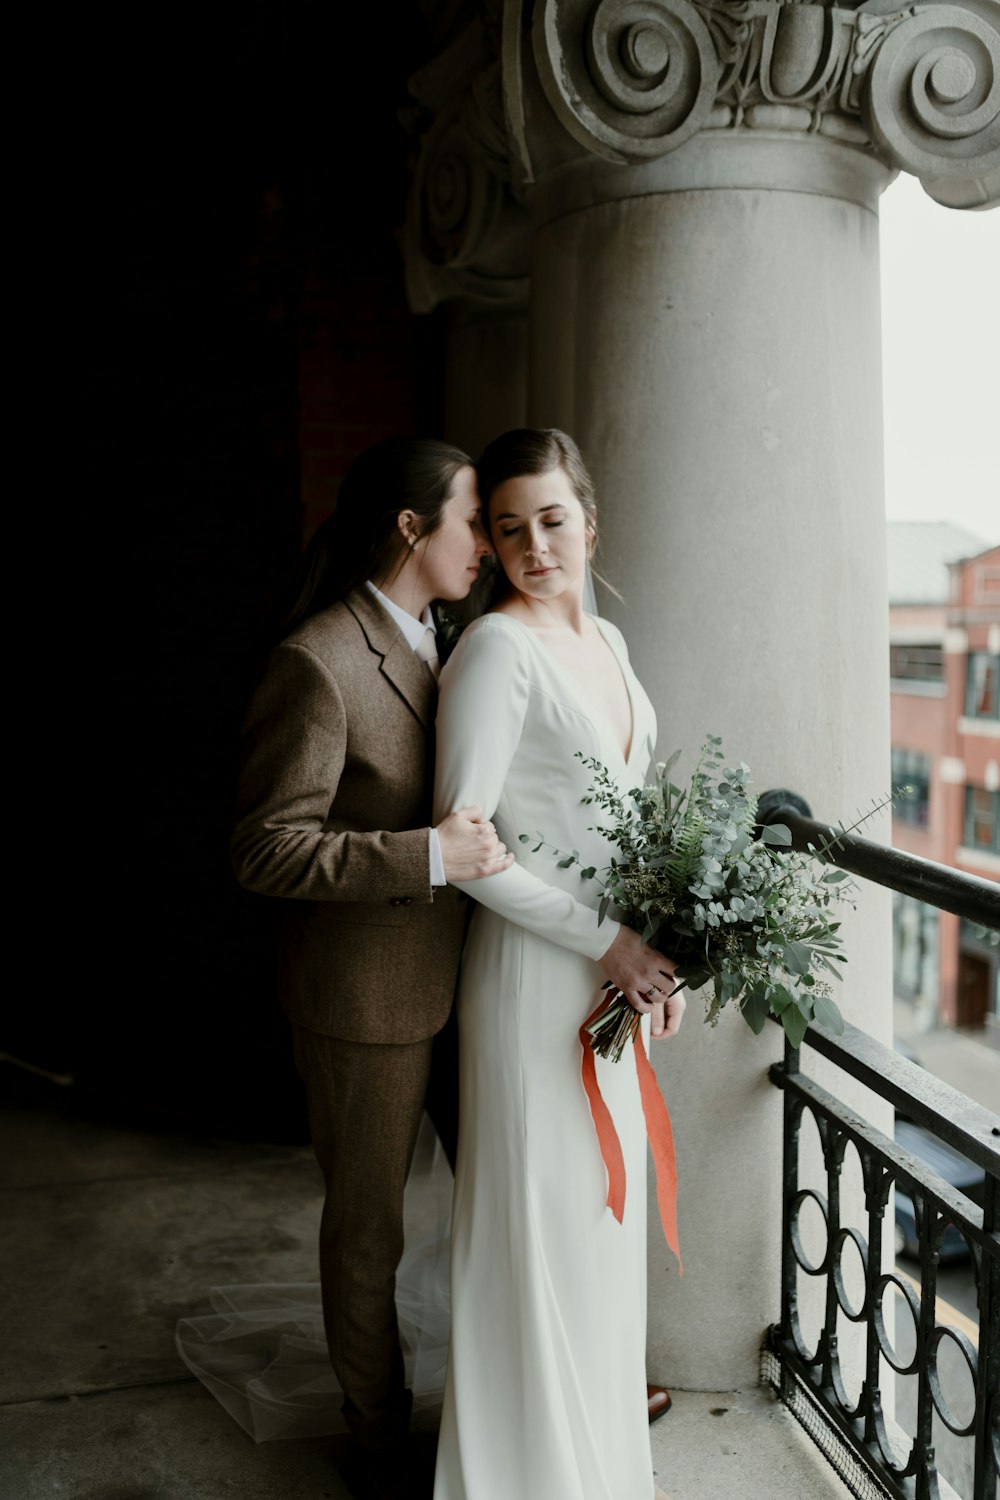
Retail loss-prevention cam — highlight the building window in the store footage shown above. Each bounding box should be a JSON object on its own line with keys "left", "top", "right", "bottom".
{"left": 964, "top": 787, "right": 1000, "bottom": 854}
{"left": 889, "top": 643, "right": 944, "bottom": 683}
{"left": 893, "top": 892, "right": 939, "bottom": 1006}
{"left": 965, "top": 652, "right": 1000, "bottom": 719}
{"left": 891, "top": 747, "right": 931, "bottom": 828}
{"left": 972, "top": 563, "right": 1000, "bottom": 607}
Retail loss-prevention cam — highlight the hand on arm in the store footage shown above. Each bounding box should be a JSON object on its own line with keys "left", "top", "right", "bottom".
{"left": 436, "top": 806, "right": 515, "bottom": 882}
{"left": 599, "top": 927, "right": 686, "bottom": 1040}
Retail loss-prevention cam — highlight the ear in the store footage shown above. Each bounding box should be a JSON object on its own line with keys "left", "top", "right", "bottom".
{"left": 397, "top": 509, "right": 421, "bottom": 550}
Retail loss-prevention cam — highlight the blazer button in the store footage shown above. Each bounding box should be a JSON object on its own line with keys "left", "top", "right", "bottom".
{"left": 388, "top": 897, "right": 401, "bottom": 907}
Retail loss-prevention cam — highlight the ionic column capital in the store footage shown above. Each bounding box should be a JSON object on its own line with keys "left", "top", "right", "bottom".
{"left": 517, "top": 0, "right": 1000, "bottom": 209}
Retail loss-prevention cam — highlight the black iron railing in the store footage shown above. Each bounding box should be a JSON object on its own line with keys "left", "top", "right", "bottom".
{"left": 757, "top": 797, "right": 1000, "bottom": 1500}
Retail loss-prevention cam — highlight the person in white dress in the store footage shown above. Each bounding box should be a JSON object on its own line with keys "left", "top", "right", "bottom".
{"left": 432, "top": 429, "right": 684, "bottom": 1500}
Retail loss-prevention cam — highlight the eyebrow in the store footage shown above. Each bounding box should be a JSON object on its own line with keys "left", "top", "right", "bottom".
{"left": 493, "top": 503, "right": 568, "bottom": 522}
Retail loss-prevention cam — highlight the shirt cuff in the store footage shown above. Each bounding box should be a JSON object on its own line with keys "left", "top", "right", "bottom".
{"left": 428, "top": 827, "right": 446, "bottom": 887}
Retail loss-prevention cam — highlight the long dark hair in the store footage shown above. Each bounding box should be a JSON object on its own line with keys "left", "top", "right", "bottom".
{"left": 282, "top": 437, "right": 471, "bottom": 634}
{"left": 476, "top": 428, "right": 614, "bottom": 602}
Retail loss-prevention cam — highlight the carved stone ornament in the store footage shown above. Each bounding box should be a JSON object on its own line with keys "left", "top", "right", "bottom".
{"left": 859, "top": 3, "right": 1000, "bottom": 184}
{"left": 533, "top": 0, "right": 725, "bottom": 160}
{"left": 530, "top": 0, "right": 1000, "bottom": 199}
{"left": 403, "top": 56, "right": 532, "bottom": 312}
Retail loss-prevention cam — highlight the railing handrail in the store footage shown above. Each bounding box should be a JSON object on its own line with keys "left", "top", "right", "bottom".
{"left": 756, "top": 795, "right": 999, "bottom": 930}
{"left": 785, "top": 1015, "right": 1000, "bottom": 1178}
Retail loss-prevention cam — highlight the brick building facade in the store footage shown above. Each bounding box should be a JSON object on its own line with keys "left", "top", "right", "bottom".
{"left": 889, "top": 529, "right": 1000, "bottom": 1031}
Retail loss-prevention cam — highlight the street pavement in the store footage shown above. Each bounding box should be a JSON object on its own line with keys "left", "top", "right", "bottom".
{"left": 893, "top": 1001, "right": 999, "bottom": 1113}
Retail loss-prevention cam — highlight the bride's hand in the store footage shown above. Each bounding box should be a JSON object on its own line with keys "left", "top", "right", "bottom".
{"left": 437, "top": 806, "right": 515, "bottom": 881}
{"left": 599, "top": 927, "right": 686, "bottom": 1039}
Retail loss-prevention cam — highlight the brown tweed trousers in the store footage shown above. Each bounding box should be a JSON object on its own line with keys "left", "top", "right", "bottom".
{"left": 232, "top": 586, "right": 468, "bottom": 1447}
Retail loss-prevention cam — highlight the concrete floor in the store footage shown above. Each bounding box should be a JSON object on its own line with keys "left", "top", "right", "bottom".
{"left": 1, "top": 1079, "right": 852, "bottom": 1500}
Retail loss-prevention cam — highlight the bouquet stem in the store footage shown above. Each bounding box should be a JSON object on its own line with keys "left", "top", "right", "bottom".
{"left": 585, "top": 991, "right": 642, "bottom": 1062}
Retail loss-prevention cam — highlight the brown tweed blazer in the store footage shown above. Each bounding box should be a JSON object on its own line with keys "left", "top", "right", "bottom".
{"left": 231, "top": 587, "right": 468, "bottom": 1044}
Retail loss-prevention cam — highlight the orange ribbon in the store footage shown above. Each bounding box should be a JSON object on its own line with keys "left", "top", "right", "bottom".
{"left": 580, "top": 993, "right": 682, "bottom": 1272}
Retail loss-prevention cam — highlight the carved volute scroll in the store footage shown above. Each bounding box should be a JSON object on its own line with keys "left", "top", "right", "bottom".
{"left": 532, "top": 0, "right": 724, "bottom": 163}
{"left": 859, "top": 3, "right": 1000, "bottom": 187}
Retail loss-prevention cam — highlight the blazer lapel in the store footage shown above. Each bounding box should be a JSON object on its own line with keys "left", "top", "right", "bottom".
{"left": 345, "top": 587, "right": 435, "bottom": 731}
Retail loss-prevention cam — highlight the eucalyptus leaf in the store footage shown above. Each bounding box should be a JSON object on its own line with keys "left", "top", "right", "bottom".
{"left": 782, "top": 1005, "right": 809, "bottom": 1048}
{"left": 741, "top": 987, "right": 769, "bottom": 1034}
{"left": 783, "top": 941, "right": 812, "bottom": 976}
{"left": 812, "top": 994, "right": 845, "bottom": 1034}
{"left": 662, "top": 749, "right": 682, "bottom": 779}
{"left": 761, "top": 824, "right": 792, "bottom": 847}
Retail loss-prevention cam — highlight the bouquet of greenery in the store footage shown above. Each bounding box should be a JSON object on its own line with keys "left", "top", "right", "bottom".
{"left": 525, "top": 736, "right": 883, "bottom": 1060}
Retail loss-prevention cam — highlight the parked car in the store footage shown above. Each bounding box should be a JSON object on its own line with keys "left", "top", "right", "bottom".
{"left": 893, "top": 1119, "right": 985, "bottom": 1262}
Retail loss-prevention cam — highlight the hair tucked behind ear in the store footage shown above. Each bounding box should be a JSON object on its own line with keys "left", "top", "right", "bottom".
{"left": 280, "top": 437, "right": 471, "bottom": 635}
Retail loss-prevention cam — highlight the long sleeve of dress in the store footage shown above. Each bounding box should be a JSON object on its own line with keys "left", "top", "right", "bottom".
{"left": 232, "top": 642, "right": 433, "bottom": 903}
{"left": 433, "top": 617, "right": 620, "bottom": 961}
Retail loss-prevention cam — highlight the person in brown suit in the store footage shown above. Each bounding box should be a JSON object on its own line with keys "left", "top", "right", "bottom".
{"left": 231, "top": 439, "right": 512, "bottom": 1500}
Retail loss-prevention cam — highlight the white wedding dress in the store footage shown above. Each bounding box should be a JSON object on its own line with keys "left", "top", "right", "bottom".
{"left": 432, "top": 613, "right": 661, "bottom": 1500}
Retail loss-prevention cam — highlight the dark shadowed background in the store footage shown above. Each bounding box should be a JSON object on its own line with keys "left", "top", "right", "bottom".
{"left": 21, "top": 1, "right": 456, "bottom": 1138}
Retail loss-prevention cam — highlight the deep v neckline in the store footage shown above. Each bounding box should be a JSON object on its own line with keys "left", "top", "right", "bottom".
{"left": 495, "top": 613, "right": 637, "bottom": 766}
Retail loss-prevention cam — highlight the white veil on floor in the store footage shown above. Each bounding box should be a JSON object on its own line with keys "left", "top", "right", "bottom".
{"left": 175, "top": 1115, "right": 453, "bottom": 1442}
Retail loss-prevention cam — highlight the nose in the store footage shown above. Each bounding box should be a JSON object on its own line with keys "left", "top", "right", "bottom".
{"left": 475, "top": 520, "right": 493, "bottom": 557}
{"left": 525, "top": 527, "right": 548, "bottom": 560}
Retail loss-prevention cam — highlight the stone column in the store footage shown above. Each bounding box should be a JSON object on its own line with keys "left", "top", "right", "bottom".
{"left": 501, "top": 0, "right": 1000, "bottom": 1389}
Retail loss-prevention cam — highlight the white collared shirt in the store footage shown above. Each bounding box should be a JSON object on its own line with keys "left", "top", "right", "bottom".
{"left": 366, "top": 582, "right": 446, "bottom": 886}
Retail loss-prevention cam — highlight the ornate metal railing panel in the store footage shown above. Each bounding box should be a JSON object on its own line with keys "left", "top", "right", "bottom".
{"left": 759, "top": 799, "right": 1000, "bottom": 1500}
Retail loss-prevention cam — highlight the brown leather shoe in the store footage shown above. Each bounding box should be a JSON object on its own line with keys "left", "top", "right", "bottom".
{"left": 647, "top": 1383, "right": 673, "bottom": 1423}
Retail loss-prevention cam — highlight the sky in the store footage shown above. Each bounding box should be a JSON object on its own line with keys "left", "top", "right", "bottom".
{"left": 879, "top": 172, "right": 1000, "bottom": 547}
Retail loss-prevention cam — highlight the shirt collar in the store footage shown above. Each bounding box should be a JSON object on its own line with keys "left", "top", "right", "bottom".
{"left": 366, "top": 581, "right": 435, "bottom": 652}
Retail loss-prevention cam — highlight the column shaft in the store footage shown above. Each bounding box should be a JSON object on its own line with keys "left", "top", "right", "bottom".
{"left": 528, "top": 174, "right": 895, "bottom": 1388}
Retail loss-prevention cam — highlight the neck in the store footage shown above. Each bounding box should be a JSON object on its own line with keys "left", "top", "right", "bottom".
{"left": 503, "top": 585, "right": 587, "bottom": 633}
{"left": 372, "top": 558, "right": 430, "bottom": 620}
